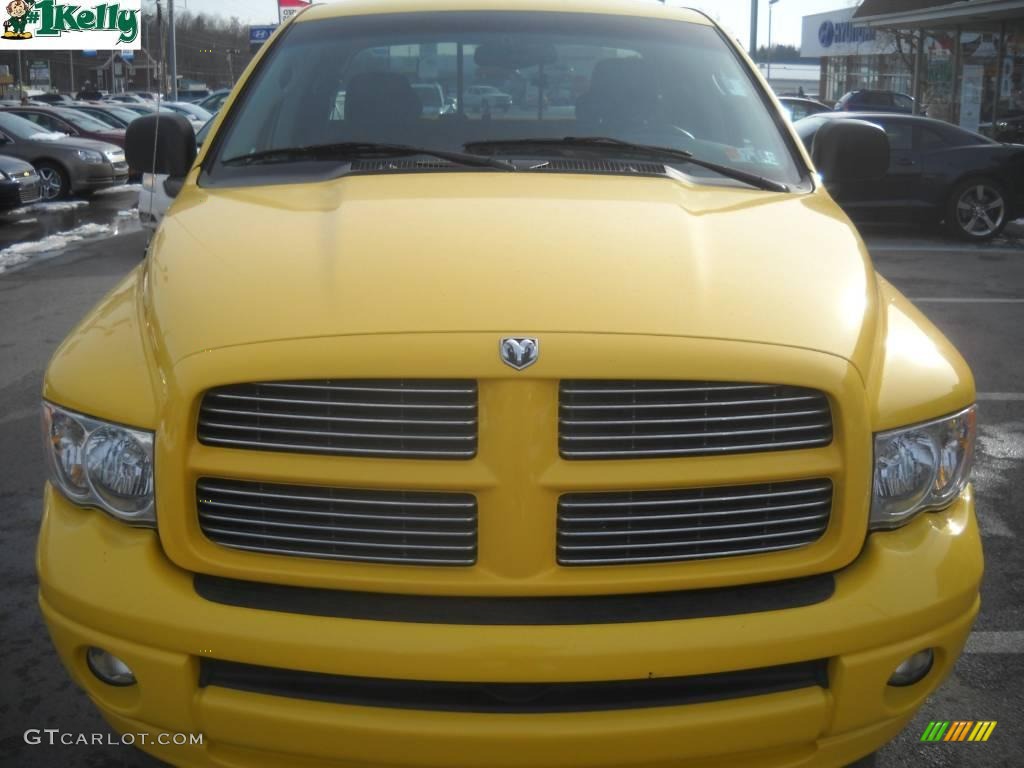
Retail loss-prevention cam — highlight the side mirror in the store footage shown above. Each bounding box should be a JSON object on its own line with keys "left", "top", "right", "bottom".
{"left": 125, "top": 113, "right": 196, "bottom": 182}
{"left": 811, "top": 119, "right": 889, "bottom": 185}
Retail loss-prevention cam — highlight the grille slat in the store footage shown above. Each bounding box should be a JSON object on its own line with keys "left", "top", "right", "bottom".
{"left": 558, "top": 480, "right": 832, "bottom": 566}
{"left": 198, "top": 380, "right": 478, "bottom": 459}
{"left": 198, "top": 478, "right": 477, "bottom": 566}
{"left": 559, "top": 380, "right": 832, "bottom": 460}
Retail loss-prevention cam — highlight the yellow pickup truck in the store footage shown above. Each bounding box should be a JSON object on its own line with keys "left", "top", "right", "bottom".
{"left": 38, "top": 2, "right": 981, "bottom": 766}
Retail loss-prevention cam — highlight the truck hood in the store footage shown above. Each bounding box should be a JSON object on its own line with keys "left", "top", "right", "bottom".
{"left": 149, "top": 173, "right": 877, "bottom": 371}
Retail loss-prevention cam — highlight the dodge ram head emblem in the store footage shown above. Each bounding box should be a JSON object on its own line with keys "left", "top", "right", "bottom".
{"left": 500, "top": 337, "right": 539, "bottom": 370}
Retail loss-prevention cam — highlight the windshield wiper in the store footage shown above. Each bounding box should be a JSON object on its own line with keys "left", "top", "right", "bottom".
{"left": 223, "top": 141, "right": 517, "bottom": 171}
{"left": 464, "top": 136, "right": 789, "bottom": 192}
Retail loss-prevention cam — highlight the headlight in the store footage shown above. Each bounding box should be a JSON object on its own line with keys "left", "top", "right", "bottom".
{"left": 871, "top": 406, "right": 976, "bottom": 530}
{"left": 76, "top": 149, "right": 105, "bottom": 164}
{"left": 42, "top": 402, "right": 155, "bottom": 526}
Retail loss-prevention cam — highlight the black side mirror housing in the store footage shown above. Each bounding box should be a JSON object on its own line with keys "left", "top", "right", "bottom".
{"left": 811, "top": 118, "right": 889, "bottom": 185}
{"left": 125, "top": 113, "right": 196, "bottom": 182}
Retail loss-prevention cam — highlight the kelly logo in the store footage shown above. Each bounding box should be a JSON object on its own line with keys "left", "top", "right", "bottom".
{"left": 2, "top": 0, "right": 140, "bottom": 48}
{"left": 921, "top": 721, "right": 998, "bottom": 742}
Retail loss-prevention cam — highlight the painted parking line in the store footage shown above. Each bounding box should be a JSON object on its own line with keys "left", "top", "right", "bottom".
{"left": 965, "top": 631, "right": 1024, "bottom": 654}
{"left": 909, "top": 298, "right": 1024, "bottom": 303}
{"left": 868, "top": 244, "right": 1024, "bottom": 255}
{"left": 977, "top": 393, "right": 1024, "bottom": 401}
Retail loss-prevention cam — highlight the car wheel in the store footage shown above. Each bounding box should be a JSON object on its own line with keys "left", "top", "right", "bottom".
{"left": 947, "top": 178, "right": 1007, "bottom": 241}
{"left": 35, "top": 162, "right": 70, "bottom": 201}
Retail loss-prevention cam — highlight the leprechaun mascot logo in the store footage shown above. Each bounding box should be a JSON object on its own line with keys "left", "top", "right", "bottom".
{"left": 3, "top": 0, "right": 36, "bottom": 39}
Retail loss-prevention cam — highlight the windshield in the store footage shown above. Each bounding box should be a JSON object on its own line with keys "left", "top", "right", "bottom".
{"left": 208, "top": 11, "right": 805, "bottom": 188}
{"left": 169, "top": 102, "right": 213, "bottom": 120}
{"left": 55, "top": 108, "right": 117, "bottom": 132}
{"left": 0, "top": 110, "right": 61, "bottom": 140}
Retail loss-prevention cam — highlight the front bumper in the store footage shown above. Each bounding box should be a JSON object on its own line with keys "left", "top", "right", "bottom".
{"left": 38, "top": 485, "right": 982, "bottom": 768}
{"left": 74, "top": 162, "right": 130, "bottom": 192}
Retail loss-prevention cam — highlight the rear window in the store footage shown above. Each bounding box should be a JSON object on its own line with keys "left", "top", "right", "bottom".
{"left": 207, "top": 10, "right": 806, "bottom": 188}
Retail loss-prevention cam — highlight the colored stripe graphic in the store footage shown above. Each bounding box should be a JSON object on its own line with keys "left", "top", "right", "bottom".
{"left": 921, "top": 722, "right": 950, "bottom": 741}
{"left": 946, "top": 721, "right": 973, "bottom": 741}
{"left": 921, "top": 721, "right": 996, "bottom": 742}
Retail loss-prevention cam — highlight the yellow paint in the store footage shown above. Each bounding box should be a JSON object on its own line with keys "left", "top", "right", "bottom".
{"left": 38, "top": 1, "right": 982, "bottom": 765}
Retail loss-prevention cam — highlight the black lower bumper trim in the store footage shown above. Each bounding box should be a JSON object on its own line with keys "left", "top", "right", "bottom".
{"left": 194, "top": 573, "right": 834, "bottom": 625}
{"left": 199, "top": 658, "right": 829, "bottom": 714}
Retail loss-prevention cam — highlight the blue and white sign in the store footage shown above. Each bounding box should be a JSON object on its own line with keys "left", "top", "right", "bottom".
{"left": 249, "top": 25, "right": 277, "bottom": 46}
{"left": 802, "top": 8, "right": 896, "bottom": 58}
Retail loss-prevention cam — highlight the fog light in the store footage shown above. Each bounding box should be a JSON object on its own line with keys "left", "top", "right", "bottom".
{"left": 86, "top": 647, "right": 136, "bottom": 686}
{"left": 888, "top": 649, "right": 934, "bottom": 687}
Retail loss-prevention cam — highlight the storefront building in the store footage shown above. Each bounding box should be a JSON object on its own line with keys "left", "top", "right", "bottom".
{"left": 804, "top": 0, "right": 1024, "bottom": 132}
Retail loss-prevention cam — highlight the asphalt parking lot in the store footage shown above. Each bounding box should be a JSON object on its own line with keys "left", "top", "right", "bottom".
{"left": 0, "top": 201, "right": 1021, "bottom": 767}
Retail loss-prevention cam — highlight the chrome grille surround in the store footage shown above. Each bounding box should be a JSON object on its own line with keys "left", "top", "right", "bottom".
{"left": 559, "top": 380, "right": 833, "bottom": 459}
{"left": 197, "top": 478, "right": 477, "bottom": 566}
{"left": 558, "top": 479, "right": 833, "bottom": 566}
{"left": 198, "top": 380, "right": 477, "bottom": 459}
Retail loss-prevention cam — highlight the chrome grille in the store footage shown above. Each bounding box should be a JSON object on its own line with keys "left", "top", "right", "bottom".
{"left": 198, "top": 380, "right": 477, "bottom": 459}
{"left": 558, "top": 479, "right": 832, "bottom": 565}
{"left": 19, "top": 181, "right": 41, "bottom": 204}
{"left": 559, "top": 381, "right": 832, "bottom": 459}
{"left": 197, "top": 478, "right": 477, "bottom": 566}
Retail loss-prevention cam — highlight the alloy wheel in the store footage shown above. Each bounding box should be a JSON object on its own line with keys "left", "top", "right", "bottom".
{"left": 955, "top": 183, "right": 1005, "bottom": 238}
{"left": 37, "top": 167, "right": 65, "bottom": 201}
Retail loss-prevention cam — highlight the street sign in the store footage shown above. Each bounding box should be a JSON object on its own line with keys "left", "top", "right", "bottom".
{"left": 83, "top": 50, "right": 98, "bottom": 57}
{"left": 278, "top": 0, "right": 310, "bottom": 25}
{"left": 249, "top": 25, "right": 277, "bottom": 45}
{"left": 249, "top": 25, "right": 277, "bottom": 53}
{"left": 121, "top": 50, "right": 135, "bottom": 62}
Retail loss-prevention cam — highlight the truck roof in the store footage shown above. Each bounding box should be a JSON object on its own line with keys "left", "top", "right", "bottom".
{"left": 299, "top": 0, "right": 713, "bottom": 25}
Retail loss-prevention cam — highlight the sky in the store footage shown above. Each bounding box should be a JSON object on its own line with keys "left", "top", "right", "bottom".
{"left": 168, "top": 0, "right": 861, "bottom": 49}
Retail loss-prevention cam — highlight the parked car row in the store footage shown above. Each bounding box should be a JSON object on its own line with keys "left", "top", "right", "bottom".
{"left": 0, "top": 111, "right": 128, "bottom": 201}
{"left": 0, "top": 95, "right": 216, "bottom": 203}
{"left": 795, "top": 111, "right": 1024, "bottom": 240}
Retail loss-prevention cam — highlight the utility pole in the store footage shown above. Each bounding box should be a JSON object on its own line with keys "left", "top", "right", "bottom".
{"left": 749, "top": 0, "right": 758, "bottom": 58}
{"left": 69, "top": 51, "right": 74, "bottom": 93}
{"left": 15, "top": 49, "right": 21, "bottom": 99}
{"left": 168, "top": 0, "right": 178, "bottom": 100}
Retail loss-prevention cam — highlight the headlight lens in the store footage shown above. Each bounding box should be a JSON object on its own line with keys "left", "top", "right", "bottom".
{"left": 42, "top": 402, "right": 155, "bottom": 526}
{"left": 75, "top": 149, "right": 105, "bottom": 164}
{"left": 871, "top": 406, "right": 976, "bottom": 529}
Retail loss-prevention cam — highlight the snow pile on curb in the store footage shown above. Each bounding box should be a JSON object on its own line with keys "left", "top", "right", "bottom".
{"left": 0, "top": 223, "right": 113, "bottom": 275}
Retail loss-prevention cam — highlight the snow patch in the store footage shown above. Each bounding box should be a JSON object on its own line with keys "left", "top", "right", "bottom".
{"left": 117, "top": 209, "right": 139, "bottom": 218}
{"left": 94, "top": 184, "right": 143, "bottom": 195}
{"left": 5, "top": 199, "right": 89, "bottom": 216}
{"left": 0, "top": 223, "right": 113, "bottom": 275}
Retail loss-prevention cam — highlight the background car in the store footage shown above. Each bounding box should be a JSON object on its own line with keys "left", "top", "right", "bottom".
{"left": 174, "top": 87, "right": 212, "bottom": 103}
{"left": 462, "top": 84, "right": 513, "bottom": 113}
{"left": 0, "top": 153, "right": 41, "bottom": 210}
{"left": 197, "top": 88, "right": 231, "bottom": 115}
{"left": 0, "top": 111, "right": 128, "bottom": 200}
{"left": 138, "top": 119, "right": 211, "bottom": 230}
{"left": 160, "top": 101, "right": 213, "bottom": 130}
{"left": 110, "top": 93, "right": 153, "bottom": 104}
{"left": 834, "top": 90, "right": 915, "bottom": 114}
{"left": 2, "top": 105, "right": 126, "bottom": 148}
{"left": 33, "top": 93, "right": 75, "bottom": 106}
{"left": 989, "top": 111, "right": 1024, "bottom": 144}
{"left": 68, "top": 103, "right": 144, "bottom": 129}
{"left": 778, "top": 96, "right": 831, "bottom": 122}
{"left": 795, "top": 112, "right": 1024, "bottom": 240}
{"left": 412, "top": 83, "right": 454, "bottom": 117}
